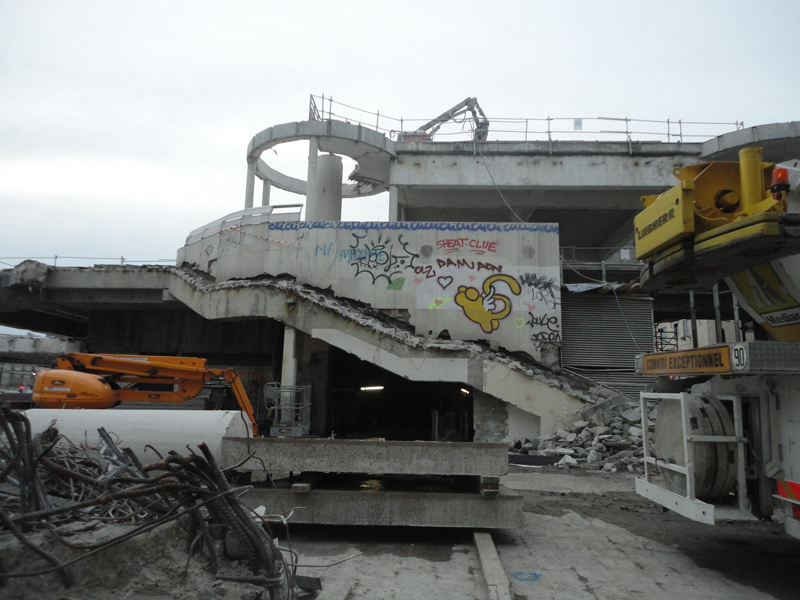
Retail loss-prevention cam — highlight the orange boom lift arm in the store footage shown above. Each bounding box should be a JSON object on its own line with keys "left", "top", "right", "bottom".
{"left": 32, "top": 353, "right": 260, "bottom": 436}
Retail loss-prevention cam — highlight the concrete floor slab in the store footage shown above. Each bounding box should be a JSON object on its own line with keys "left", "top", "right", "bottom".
{"left": 223, "top": 437, "right": 509, "bottom": 476}
{"left": 242, "top": 484, "right": 523, "bottom": 529}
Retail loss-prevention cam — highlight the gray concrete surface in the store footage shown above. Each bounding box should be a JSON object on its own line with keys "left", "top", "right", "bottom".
{"left": 243, "top": 484, "right": 523, "bottom": 529}
{"left": 701, "top": 121, "right": 800, "bottom": 163}
{"left": 501, "top": 470, "right": 636, "bottom": 494}
{"left": 497, "top": 510, "right": 778, "bottom": 600}
{"left": 224, "top": 437, "right": 509, "bottom": 476}
{"left": 0, "top": 333, "right": 80, "bottom": 362}
{"left": 279, "top": 469, "right": 800, "bottom": 599}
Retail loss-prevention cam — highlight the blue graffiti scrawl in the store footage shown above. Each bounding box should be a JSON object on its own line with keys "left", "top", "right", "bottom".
{"left": 350, "top": 231, "right": 419, "bottom": 284}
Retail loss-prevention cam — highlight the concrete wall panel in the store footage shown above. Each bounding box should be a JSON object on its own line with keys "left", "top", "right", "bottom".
{"left": 181, "top": 221, "right": 561, "bottom": 361}
{"left": 484, "top": 360, "right": 583, "bottom": 436}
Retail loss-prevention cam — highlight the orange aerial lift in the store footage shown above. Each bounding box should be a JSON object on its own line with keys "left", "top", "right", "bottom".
{"left": 32, "top": 353, "right": 261, "bottom": 436}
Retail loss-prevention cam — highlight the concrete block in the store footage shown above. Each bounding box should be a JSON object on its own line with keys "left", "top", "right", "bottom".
{"left": 620, "top": 407, "right": 642, "bottom": 424}
{"left": 473, "top": 532, "right": 513, "bottom": 600}
{"left": 480, "top": 476, "right": 501, "bottom": 499}
{"left": 316, "top": 580, "right": 353, "bottom": 600}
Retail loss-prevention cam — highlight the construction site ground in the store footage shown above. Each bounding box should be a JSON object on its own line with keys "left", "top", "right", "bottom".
{"left": 3, "top": 467, "right": 800, "bottom": 600}
{"left": 295, "top": 467, "right": 800, "bottom": 600}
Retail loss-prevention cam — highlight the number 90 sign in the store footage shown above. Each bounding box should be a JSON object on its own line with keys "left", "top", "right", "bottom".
{"left": 731, "top": 344, "right": 748, "bottom": 371}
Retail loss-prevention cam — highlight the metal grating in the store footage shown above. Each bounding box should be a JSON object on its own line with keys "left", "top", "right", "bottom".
{"left": 561, "top": 293, "right": 655, "bottom": 398}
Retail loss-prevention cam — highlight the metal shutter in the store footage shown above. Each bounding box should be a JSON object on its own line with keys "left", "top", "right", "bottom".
{"left": 561, "top": 293, "right": 655, "bottom": 399}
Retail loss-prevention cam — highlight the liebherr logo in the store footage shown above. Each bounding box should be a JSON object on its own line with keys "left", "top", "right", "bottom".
{"left": 637, "top": 207, "right": 676, "bottom": 240}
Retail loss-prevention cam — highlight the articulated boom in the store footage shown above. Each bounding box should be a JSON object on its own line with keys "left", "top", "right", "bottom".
{"left": 33, "top": 353, "right": 260, "bottom": 436}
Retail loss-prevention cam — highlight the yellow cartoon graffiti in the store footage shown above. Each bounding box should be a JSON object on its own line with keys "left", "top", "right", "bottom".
{"left": 455, "top": 274, "right": 521, "bottom": 333}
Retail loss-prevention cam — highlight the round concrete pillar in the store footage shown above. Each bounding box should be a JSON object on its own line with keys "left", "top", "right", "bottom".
{"left": 261, "top": 180, "right": 271, "bottom": 206}
{"left": 306, "top": 153, "right": 343, "bottom": 222}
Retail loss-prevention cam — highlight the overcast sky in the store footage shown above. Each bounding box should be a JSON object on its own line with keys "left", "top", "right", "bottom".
{"left": 1, "top": 1, "right": 799, "bottom": 299}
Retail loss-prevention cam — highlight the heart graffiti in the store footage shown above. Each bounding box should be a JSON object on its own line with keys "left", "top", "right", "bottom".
{"left": 428, "top": 297, "right": 450, "bottom": 309}
{"left": 437, "top": 276, "right": 454, "bottom": 289}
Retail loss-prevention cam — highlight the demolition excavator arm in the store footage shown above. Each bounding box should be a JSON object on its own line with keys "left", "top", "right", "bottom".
{"left": 399, "top": 97, "right": 490, "bottom": 142}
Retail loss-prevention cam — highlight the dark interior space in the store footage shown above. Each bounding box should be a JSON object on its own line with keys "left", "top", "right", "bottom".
{"left": 327, "top": 347, "right": 472, "bottom": 441}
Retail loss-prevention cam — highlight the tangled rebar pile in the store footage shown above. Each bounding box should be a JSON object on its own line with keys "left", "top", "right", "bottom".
{"left": 0, "top": 408, "right": 296, "bottom": 599}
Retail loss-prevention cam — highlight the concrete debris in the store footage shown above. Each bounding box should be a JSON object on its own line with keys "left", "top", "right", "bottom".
{"left": 556, "top": 455, "right": 578, "bottom": 467}
{"left": 508, "top": 398, "right": 649, "bottom": 471}
{"left": 620, "top": 407, "right": 642, "bottom": 424}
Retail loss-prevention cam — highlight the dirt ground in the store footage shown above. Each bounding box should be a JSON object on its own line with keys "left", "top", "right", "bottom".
{"left": 2, "top": 468, "right": 800, "bottom": 599}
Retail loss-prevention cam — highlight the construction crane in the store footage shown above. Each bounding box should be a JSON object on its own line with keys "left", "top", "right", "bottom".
{"left": 398, "top": 97, "right": 490, "bottom": 142}
{"left": 630, "top": 147, "right": 800, "bottom": 539}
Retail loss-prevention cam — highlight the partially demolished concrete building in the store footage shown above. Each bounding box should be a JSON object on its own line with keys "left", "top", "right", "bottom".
{"left": 2, "top": 102, "right": 799, "bottom": 526}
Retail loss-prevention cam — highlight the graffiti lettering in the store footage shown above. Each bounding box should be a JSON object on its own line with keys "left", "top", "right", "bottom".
{"left": 434, "top": 258, "right": 504, "bottom": 271}
{"left": 436, "top": 238, "right": 498, "bottom": 255}
{"left": 350, "top": 232, "right": 419, "bottom": 284}
{"left": 531, "top": 331, "right": 562, "bottom": 344}
{"left": 520, "top": 272, "right": 560, "bottom": 309}
{"left": 414, "top": 264, "right": 437, "bottom": 279}
{"left": 220, "top": 230, "right": 240, "bottom": 252}
{"left": 436, "top": 258, "right": 475, "bottom": 269}
{"left": 477, "top": 261, "right": 503, "bottom": 273}
{"left": 315, "top": 242, "right": 387, "bottom": 270}
{"left": 526, "top": 313, "right": 560, "bottom": 333}
{"left": 526, "top": 312, "right": 562, "bottom": 349}
{"left": 314, "top": 242, "right": 335, "bottom": 256}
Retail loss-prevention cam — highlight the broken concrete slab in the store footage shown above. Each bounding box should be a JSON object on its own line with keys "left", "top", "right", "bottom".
{"left": 620, "top": 407, "right": 642, "bottom": 424}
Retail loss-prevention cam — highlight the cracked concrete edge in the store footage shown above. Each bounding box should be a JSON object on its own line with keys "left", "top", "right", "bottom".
{"left": 0, "top": 261, "right": 618, "bottom": 407}
{"left": 167, "top": 266, "right": 615, "bottom": 406}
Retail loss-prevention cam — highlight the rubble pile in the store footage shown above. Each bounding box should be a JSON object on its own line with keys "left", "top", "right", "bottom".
{"left": 509, "top": 398, "right": 658, "bottom": 472}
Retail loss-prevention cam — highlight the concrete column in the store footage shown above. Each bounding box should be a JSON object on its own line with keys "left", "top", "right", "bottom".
{"left": 244, "top": 160, "right": 257, "bottom": 209}
{"left": 389, "top": 184, "right": 400, "bottom": 222}
{"left": 281, "top": 325, "right": 298, "bottom": 388}
{"left": 305, "top": 137, "right": 319, "bottom": 221}
{"left": 261, "top": 180, "right": 271, "bottom": 207}
{"left": 472, "top": 390, "right": 508, "bottom": 443}
{"left": 302, "top": 337, "right": 330, "bottom": 435}
{"left": 306, "top": 153, "right": 343, "bottom": 222}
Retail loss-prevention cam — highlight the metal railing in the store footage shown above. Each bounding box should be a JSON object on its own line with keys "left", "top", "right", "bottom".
{"left": 183, "top": 204, "right": 303, "bottom": 245}
{"left": 0, "top": 256, "right": 177, "bottom": 268}
{"left": 560, "top": 246, "right": 641, "bottom": 265}
{"left": 655, "top": 327, "right": 679, "bottom": 352}
{"left": 309, "top": 94, "right": 743, "bottom": 145}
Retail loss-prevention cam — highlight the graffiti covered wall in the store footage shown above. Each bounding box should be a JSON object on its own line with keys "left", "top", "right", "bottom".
{"left": 181, "top": 221, "right": 561, "bottom": 361}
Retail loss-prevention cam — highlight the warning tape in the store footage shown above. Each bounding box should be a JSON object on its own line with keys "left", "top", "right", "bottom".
{"left": 777, "top": 479, "right": 800, "bottom": 503}
{"left": 224, "top": 226, "right": 302, "bottom": 247}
